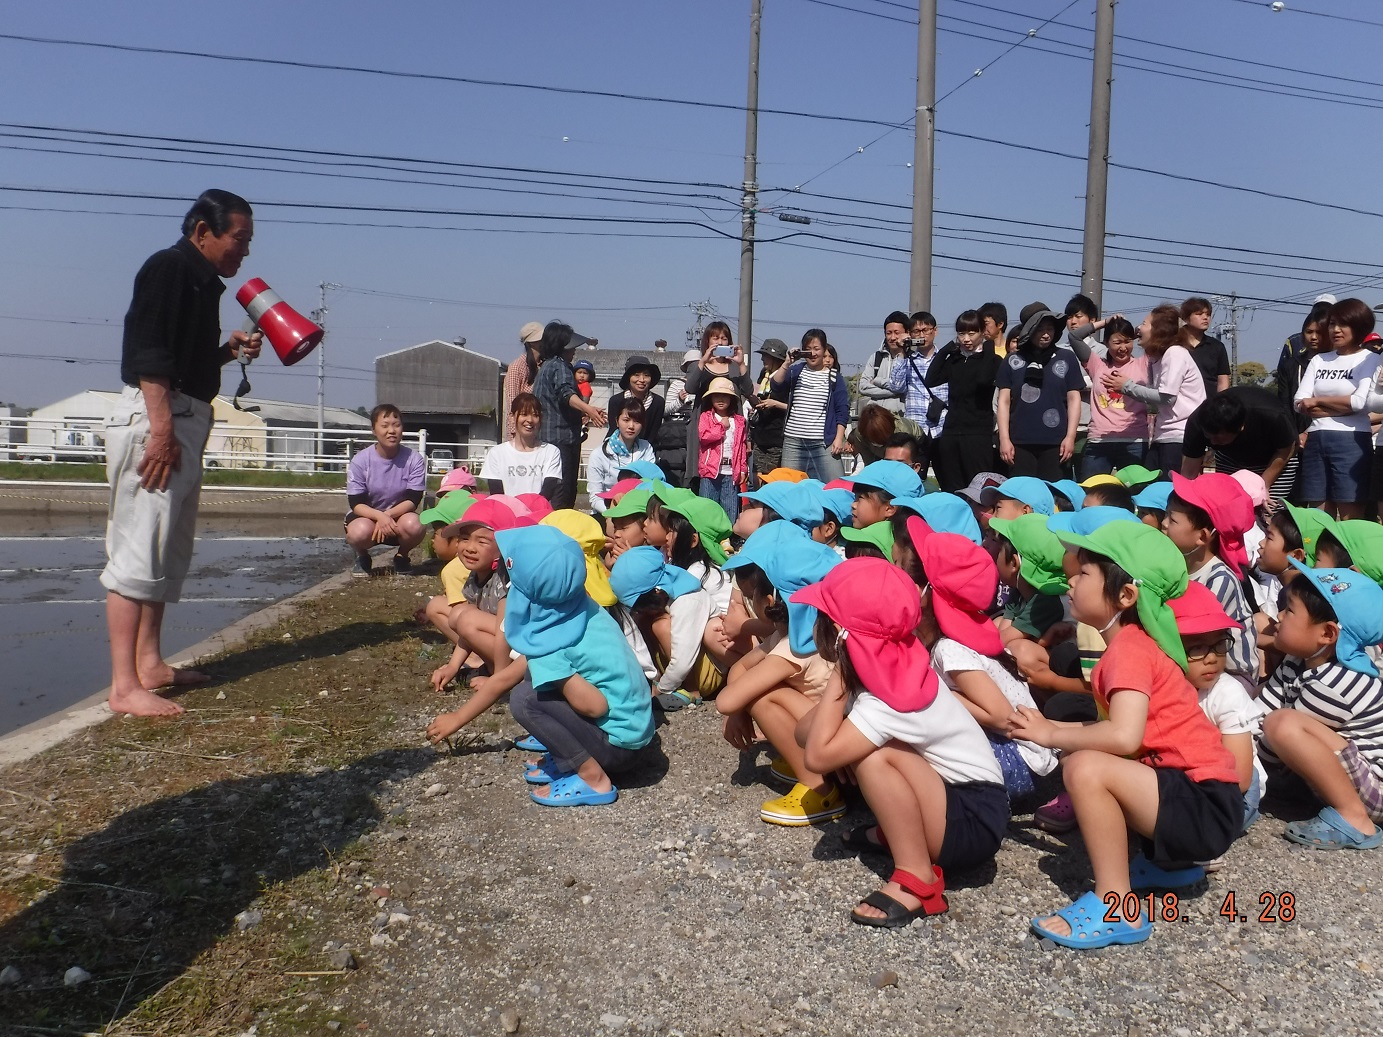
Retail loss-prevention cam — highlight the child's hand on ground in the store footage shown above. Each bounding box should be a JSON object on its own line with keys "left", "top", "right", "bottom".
{"left": 721, "top": 710, "right": 757, "bottom": 751}
{"left": 1009, "top": 705, "right": 1056, "bottom": 747}
{"left": 430, "top": 660, "right": 460, "bottom": 693}
{"left": 426, "top": 711, "right": 464, "bottom": 744}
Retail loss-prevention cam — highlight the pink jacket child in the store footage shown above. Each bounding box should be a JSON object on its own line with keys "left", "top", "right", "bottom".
{"left": 697, "top": 394, "right": 750, "bottom": 484}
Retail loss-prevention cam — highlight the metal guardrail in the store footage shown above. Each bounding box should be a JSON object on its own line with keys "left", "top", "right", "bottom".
{"left": 0, "top": 417, "right": 494, "bottom": 473}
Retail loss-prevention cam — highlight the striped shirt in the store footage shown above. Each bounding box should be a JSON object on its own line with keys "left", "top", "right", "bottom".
{"left": 886, "top": 348, "right": 949, "bottom": 438}
{"left": 784, "top": 366, "right": 832, "bottom": 441}
{"left": 1189, "top": 557, "right": 1259, "bottom": 681}
{"left": 1258, "top": 656, "right": 1383, "bottom": 779}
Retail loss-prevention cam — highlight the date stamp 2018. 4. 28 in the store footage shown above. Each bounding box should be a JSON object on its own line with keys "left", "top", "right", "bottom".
{"left": 1101, "top": 890, "right": 1297, "bottom": 925}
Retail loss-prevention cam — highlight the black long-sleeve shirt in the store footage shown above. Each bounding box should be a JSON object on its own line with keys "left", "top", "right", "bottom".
{"left": 925, "top": 341, "right": 1001, "bottom": 435}
{"left": 120, "top": 237, "right": 226, "bottom": 403}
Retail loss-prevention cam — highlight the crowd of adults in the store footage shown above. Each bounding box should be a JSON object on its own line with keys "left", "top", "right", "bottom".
{"left": 490, "top": 292, "right": 1381, "bottom": 514}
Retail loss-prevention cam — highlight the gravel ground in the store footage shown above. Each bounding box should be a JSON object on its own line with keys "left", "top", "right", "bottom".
{"left": 321, "top": 701, "right": 1383, "bottom": 1037}
{"left": 3, "top": 572, "right": 1382, "bottom": 1037}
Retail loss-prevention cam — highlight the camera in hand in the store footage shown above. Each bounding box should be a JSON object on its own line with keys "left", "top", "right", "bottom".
{"left": 713, "top": 345, "right": 735, "bottom": 359}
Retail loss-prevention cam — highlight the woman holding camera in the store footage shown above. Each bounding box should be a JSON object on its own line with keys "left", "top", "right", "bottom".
{"left": 680, "top": 321, "right": 756, "bottom": 487}
{"left": 770, "top": 328, "right": 850, "bottom": 481}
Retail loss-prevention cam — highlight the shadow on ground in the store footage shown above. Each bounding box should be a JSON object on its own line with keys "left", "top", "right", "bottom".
{"left": 0, "top": 748, "right": 435, "bottom": 1032}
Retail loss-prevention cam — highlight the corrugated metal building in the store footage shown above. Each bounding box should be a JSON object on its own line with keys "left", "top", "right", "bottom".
{"left": 374, "top": 340, "right": 502, "bottom": 449}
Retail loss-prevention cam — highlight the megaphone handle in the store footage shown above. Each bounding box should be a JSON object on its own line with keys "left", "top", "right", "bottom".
{"left": 239, "top": 316, "right": 258, "bottom": 369}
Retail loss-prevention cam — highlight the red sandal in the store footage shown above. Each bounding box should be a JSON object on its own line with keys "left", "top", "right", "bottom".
{"left": 850, "top": 866, "right": 948, "bottom": 928}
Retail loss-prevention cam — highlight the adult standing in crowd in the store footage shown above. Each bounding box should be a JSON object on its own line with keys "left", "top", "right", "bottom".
{"left": 748, "top": 338, "right": 789, "bottom": 485}
{"left": 995, "top": 308, "right": 1082, "bottom": 481}
{"left": 1180, "top": 386, "right": 1299, "bottom": 500}
{"left": 1116, "top": 304, "right": 1207, "bottom": 474}
{"left": 656, "top": 348, "right": 698, "bottom": 488}
{"left": 101, "top": 188, "right": 262, "bottom": 717}
{"left": 924, "top": 308, "right": 1001, "bottom": 491}
{"left": 345, "top": 403, "right": 427, "bottom": 576}
{"left": 855, "top": 310, "right": 908, "bottom": 414}
{"left": 606, "top": 355, "right": 665, "bottom": 445}
{"left": 885, "top": 309, "right": 947, "bottom": 479}
{"left": 532, "top": 321, "right": 608, "bottom": 508}
{"left": 1181, "top": 297, "right": 1231, "bottom": 398}
{"left": 771, "top": 328, "right": 849, "bottom": 481}
{"left": 1294, "top": 298, "right": 1381, "bottom": 520}
{"left": 503, "top": 322, "right": 544, "bottom": 439}
{"left": 979, "top": 301, "right": 1008, "bottom": 358}
{"left": 681, "top": 321, "right": 755, "bottom": 486}
{"left": 1276, "top": 300, "right": 1333, "bottom": 437}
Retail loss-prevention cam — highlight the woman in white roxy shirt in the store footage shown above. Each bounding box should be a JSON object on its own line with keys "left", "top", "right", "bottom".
{"left": 1293, "top": 298, "right": 1381, "bottom": 520}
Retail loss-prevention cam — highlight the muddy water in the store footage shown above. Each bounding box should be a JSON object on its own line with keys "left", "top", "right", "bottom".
{"left": 0, "top": 514, "right": 353, "bottom": 735}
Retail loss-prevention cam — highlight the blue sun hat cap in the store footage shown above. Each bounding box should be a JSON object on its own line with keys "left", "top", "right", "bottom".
{"left": 1286, "top": 562, "right": 1383, "bottom": 676}
{"left": 1047, "top": 505, "right": 1141, "bottom": 538}
{"left": 1133, "top": 482, "right": 1174, "bottom": 512}
{"left": 980, "top": 475, "right": 1055, "bottom": 517}
{"left": 849, "top": 460, "right": 924, "bottom": 501}
{"left": 742, "top": 481, "right": 824, "bottom": 528}
{"left": 723, "top": 521, "right": 843, "bottom": 653}
{"left": 1049, "top": 479, "right": 1087, "bottom": 511}
{"left": 619, "top": 459, "right": 666, "bottom": 482}
{"left": 609, "top": 545, "right": 702, "bottom": 607}
{"left": 496, "top": 525, "right": 598, "bottom": 658}
{"left": 893, "top": 492, "right": 983, "bottom": 545}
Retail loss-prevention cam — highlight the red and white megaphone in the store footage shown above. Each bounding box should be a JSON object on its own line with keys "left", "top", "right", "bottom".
{"left": 235, "top": 278, "right": 324, "bottom": 366}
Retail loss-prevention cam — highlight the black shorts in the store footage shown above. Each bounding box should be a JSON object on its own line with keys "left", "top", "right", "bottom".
{"left": 1142, "top": 770, "right": 1242, "bottom": 865}
{"left": 937, "top": 781, "right": 1009, "bottom": 871}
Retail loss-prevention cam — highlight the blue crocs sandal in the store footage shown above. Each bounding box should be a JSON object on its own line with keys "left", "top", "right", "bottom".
{"left": 1031, "top": 890, "right": 1153, "bottom": 950}
{"left": 524, "top": 753, "right": 569, "bottom": 786}
{"left": 1130, "top": 855, "right": 1206, "bottom": 890}
{"left": 1285, "top": 807, "right": 1383, "bottom": 850}
{"left": 530, "top": 772, "right": 619, "bottom": 807}
{"left": 514, "top": 735, "right": 547, "bottom": 753}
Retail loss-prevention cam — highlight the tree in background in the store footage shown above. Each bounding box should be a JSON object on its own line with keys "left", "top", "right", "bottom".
{"left": 1235, "top": 361, "right": 1274, "bottom": 393}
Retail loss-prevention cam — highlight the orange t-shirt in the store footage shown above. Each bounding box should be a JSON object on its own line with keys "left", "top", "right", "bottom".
{"left": 1092, "top": 624, "right": 1239, "bottom": 785}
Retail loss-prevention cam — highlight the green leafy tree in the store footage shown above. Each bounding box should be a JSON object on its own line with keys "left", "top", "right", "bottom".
{"left": 1235, "top": 361, "right": 1273, "bottom": 391}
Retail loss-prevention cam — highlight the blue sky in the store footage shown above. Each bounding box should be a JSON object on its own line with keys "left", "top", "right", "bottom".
{"left": 2, "top": 0, "right": 1380, "bottom": 410}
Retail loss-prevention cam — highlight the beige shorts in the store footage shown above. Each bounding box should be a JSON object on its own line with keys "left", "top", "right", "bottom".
{"left": 99, "top": 386, "right": 212, "bottom": 603}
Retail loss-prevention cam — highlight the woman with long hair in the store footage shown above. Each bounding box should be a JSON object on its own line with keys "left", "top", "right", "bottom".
{"left": 1105, "top": 305, "right": 1205, "bottom": 475}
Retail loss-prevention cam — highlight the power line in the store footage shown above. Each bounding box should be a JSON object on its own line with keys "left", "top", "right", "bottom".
{"left": 1223, "top": 0, "right": 1383, "bottom": 31}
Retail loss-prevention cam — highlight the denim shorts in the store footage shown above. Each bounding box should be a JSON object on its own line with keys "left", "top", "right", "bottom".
{"left": 1299, "top": 429, "right": 1371, "bottom": 503}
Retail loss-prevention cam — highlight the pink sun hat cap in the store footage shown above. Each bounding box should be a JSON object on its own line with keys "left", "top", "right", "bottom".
{"left": 438, "top": 467, "right": 477, "bottom": 492}
{"left": 1227, "top": 469, "right": 1268, "bottom": 509}
{"left": 1169, "top": 472, "right": 1254, "bottom": 579}
{"left": 597, "top": 477, "right": 644, "bottom": 502}
{"left": 917, "top": 530, "right": 1003, "bottom": 656}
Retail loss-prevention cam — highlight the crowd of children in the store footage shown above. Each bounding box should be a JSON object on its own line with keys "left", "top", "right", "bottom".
{"left": 402, "top": 381, "right": 1383, "bottom": 953}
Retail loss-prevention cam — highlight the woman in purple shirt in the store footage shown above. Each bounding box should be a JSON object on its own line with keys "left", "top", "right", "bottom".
{"left": 345, "top": 403, "right": 427, "bottom": 576}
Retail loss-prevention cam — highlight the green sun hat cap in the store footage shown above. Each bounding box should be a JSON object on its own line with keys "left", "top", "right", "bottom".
{"left": 1283, "top": 504, "right": 1337, "bottom": 567}
{"left": 1328, "top": 519, "right": 1383, "bottom": 586}
{"left": 1054, "top": 521, "right": 1190, "bottom": 671}
{"left": 988, "top": 514, "right": 1069, "bottom": 597}
{"left": 653, "top": 483, "right": 732, "bottom": 564}
{"left": 838, "top": 520, "right": 895, "bottom": 556}
{"left": 602, "top": 487, "right": 654, "bottom": 520}
{"left": 419, "top": 490, "right": 476, "bottom": 527}
{"left": 1115, "top": 464, "right": 1162, "bottom": 491}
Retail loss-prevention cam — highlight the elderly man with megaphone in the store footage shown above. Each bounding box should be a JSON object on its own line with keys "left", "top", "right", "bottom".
{"left": 100, "top": 189, "right": 289, "bottom": 717}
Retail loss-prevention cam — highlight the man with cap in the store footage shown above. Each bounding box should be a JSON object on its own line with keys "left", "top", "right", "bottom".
{"left": 504, "top": 322, "right": 545, "bottom": 440}
{"left": 607, "top": 355, "right": 665, "bottom": 444}
{"left": 749, "top": 338, "right": 790, "bottom": 487}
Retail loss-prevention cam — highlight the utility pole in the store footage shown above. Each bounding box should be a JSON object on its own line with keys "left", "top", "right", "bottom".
{"left": 310, "top": 281, "right": 341, "bottom": 468}
{"left": 1227, "top": 292, "right": 1241, "bottom": 385}
{"left": 909, "top": 0, "right": 937, "bottom": 312}
{"left": 738, "top": 0, "right": 762, "bottom": 349}
{"left": 1080, "top": 0, "right": 1116, "bottom": 304}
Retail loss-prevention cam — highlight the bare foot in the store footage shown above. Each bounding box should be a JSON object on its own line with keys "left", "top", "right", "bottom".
{"left": 139, "top": 665, "right": 211, "bottom": 691}
{"left": 109, "top": 685, "right": 185, "bottom": 717}
{"left": 1034, "top": 900, "right": 1145, "bottom": 940}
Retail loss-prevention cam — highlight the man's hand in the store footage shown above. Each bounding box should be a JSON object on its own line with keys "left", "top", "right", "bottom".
{"left": 228, "top": 329, "right": 263, "bottom": 362}
{"left": 137, "top": 430, "right": 181, "bottom": 491}
{"left": 585, "top": 404, "right": 608, "bottom": 427}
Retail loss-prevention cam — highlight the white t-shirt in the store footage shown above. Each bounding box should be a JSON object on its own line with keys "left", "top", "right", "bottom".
{"left": 687, "top": 561, "right": 732, "bottom": 618}
{"left": 1149, "top": 344, "right": 1206, "bottom": 443}
{"left": 1198, "top": 671, "right": 1266, "bottom": 791}
{"left": 479, "top": 440, "right": 561, "bottom": 496}
{"left": 1294, "top": 349, "right": 1383, "bottom": 435}
{"left": 846, "top": 683, "right": 1004, "bottom": 787}
{"left": 931, "top": 638, "right": 1058, "bottom": 776}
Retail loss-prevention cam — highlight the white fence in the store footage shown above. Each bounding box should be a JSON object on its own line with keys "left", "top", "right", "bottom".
{"left": 0, "top": 417, "right": 494, "bottom": 474}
